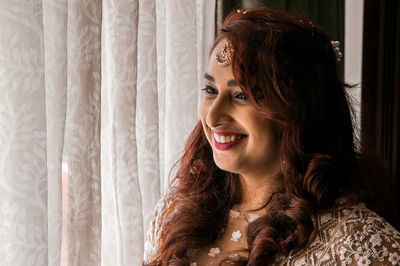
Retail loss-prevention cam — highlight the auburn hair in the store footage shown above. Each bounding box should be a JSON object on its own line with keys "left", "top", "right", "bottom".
{"left": 149, "top": 7, "right": 359, "bottom": 265}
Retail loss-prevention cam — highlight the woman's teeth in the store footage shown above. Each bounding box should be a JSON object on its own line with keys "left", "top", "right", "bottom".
{"left": 214, "top": 134, "right": 244, "bottom": 143}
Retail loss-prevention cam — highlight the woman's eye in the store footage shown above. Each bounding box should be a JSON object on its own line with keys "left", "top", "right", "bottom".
{"left": 201, "top": 86, "right": 247, "bottom": 102}
{"left": 235, "top": 92, "right": 247, "bottom": 100}
{"left": 201, "top": 85, "right": 218, "bottom": 95}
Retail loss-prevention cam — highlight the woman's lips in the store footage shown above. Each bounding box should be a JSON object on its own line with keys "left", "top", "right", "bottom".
{"left": 211, "top": 131, "right": 247, "bottom": 151}
{"left": 212, "top": 136, "right": 246, "bottom": 150}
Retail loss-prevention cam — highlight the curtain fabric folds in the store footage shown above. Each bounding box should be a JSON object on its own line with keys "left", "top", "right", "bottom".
{"left": 0, "top": 0, "right": 215, "bottom": 265}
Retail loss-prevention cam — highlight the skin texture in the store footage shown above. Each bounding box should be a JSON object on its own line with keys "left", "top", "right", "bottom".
{"left": 199, "top": 39, "right": 283, "bottom": 212}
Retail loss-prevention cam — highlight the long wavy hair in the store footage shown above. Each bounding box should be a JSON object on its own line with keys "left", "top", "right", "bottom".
{"left": 149, "top": 7, "right": 359, "bottom": 265}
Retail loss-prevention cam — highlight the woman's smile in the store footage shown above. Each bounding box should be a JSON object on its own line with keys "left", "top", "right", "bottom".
{"left": 212, "top": 130, "right": 248, "bottom": 151}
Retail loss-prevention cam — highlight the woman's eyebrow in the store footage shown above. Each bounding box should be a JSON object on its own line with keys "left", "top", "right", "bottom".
{"left": 204, "top": 72, "right": 214, "bottom": 82}
{"left": 205, "top": 72, "right": 238, "bottom": 87}
{"left": 227, "top": 79, "right": 238, "bottom": 87}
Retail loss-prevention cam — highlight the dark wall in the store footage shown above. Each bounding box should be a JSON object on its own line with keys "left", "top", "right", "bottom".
{"left": 362, "top": 0, "right": 400, "bottom": 228}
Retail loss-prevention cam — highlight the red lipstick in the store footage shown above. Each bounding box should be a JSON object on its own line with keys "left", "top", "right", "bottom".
{"left": 212, "top": 134, "right": 247, "bottom": 151}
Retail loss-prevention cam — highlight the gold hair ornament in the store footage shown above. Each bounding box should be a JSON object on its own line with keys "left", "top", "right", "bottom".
{"left": 215, "top": 42, "right": 234, "bottom": 67}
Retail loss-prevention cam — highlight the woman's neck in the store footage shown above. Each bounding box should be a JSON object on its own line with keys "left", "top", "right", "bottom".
{"left": 236, "top": 170, "right": 283, "bottom": 212}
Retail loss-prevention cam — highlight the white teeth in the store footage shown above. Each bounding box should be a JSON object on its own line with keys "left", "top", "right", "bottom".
{"left": 213, "top": 134, "right": 243, "bottom": 144}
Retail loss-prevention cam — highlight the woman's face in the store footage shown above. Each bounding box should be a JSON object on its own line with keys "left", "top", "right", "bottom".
{"left": 199, "top": 40, "right": 281, "bottom": 179}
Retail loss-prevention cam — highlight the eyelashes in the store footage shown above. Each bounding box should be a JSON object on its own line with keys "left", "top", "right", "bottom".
{"left": 201, "top": 85, "right": 248, "bottom": 101}
{"left": 235, "top": 92, "right": 247, "bottom": 100}
{"left": 201, "top": 85, "right": 218, "bottom": 95}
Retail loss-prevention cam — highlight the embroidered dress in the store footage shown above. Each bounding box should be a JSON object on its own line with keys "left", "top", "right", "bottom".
{"left": 143, "top": 198, "right": 400, "bottom": 265}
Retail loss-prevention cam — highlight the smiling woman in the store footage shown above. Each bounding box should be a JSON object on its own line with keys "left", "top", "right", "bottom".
{"left": 144, "top": 7, "right": 400, "bottom": 266}
{"left": 200, "top": 59, "right": 281, "bottom": 184}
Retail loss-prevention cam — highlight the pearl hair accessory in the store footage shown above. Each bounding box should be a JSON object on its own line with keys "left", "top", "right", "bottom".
{"left": 331, "top": 40, "right": 342, "bottom": 62}
{"left": 215, "top": 41, "right": 233, "bottom": 67}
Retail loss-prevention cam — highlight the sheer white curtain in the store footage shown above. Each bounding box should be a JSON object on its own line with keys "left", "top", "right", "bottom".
{"left": 0, "top": 0, "right": 215, "bottom": 265}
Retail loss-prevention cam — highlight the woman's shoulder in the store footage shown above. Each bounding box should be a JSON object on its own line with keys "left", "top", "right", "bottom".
{"left": 143, "top": 193, "right": 173, "bottom": 264}
{"left": 284, "top": 202, "right": 400, "bottom": 265}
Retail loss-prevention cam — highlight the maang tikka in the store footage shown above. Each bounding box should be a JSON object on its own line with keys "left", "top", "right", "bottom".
{"left": 215, "top": 41, "right": 234, "bottom": 67}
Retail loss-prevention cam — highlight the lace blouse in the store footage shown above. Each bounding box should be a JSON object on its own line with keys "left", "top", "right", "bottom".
{"left": 143, "top": 197, "right": 400, "bottom": 265}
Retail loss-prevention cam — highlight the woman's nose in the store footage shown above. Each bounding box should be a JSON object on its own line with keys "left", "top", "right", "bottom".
{"left": 206, "top": 94, "right": 233, "bottom": 127}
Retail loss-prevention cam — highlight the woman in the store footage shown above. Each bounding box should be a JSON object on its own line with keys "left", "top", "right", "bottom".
{"left": 144, "top": 8, "right": 400, "bottom": 265}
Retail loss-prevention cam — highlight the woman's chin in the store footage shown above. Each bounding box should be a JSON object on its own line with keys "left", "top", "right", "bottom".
{"left": 213, "top": 157, "right": 238, "bottom": 173}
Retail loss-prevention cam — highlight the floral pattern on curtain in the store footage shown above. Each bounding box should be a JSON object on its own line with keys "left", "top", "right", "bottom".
{"left": 0, "top": 0, "right": 215, "bottom": 265}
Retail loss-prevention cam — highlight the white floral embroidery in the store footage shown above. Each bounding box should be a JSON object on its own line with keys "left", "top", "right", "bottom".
{"left": 320, "top": 212, "right": 332, "bottom": 225}
{"left": 145, "top": 197, "right": 400, "bottom": 266}
{"left": 229, "top": 253, "right": 240, "bottom": 261}
{"left": 143, "top": 196, "right": 171, "bottom": 263}
{"left": 293, "top": 257, "right": 306, "bottom": 266}
{"left": 339, "top": 246, "right": 347, "bottom": 260}
{"left": 369, "top": 233, "right": 382, "bottom": 247}
{"left": 248, "top": 213, "right": 260, "bottom": 222}
{"left": 190, "top": 262, "right": 197, "bottom": 266}
{"left": 382, "top": 246, "right": 389, "bottom": 257}
{"left": 231, "top": 230, "right": 242, "bottom": 242}
{"left": 279, "top": 203, "right": 400, "bottom": 266}
{"left": 321, "top": 252, "right": 331, "bottom": 261}
{"left": 208, "top": 247, "right": 221, "bottom": 257}
{"left": 389, "top": 252, "right": 400, "bottom": 265}
{"left": 357, "top": 255, "right": 371, "bottom": 266}
{"left": 229, "top": 210, "right": 240, "bottom": 219}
